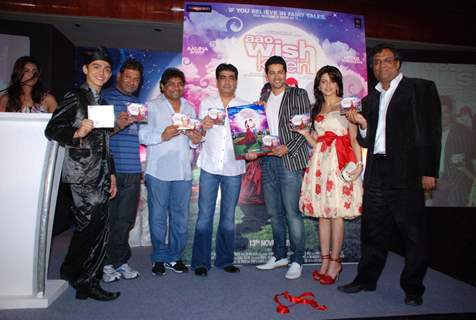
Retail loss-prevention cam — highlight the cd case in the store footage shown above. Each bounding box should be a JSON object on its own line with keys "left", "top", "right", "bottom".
{"left": 172, "top": 113, "right": 202, "bottom": 131}
{"left": 340, "top": 96, "right": 362, "bottom": 114}
{"left": 127, "top": 103, "right": 148, "bottom": 122}
{"left": 262, "top": 135, "right": 281, "bottom": 151}
{"left": 290, "top": 114, "right": 311, "bottom": 129}
{"left": 207, "top": 107, "right": 226, "bottom": 125}
{"left": 88, "top": 104, "right": 115, "bottom": 128}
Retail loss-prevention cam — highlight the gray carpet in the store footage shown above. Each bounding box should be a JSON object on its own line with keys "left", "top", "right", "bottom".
{"left": 1, "top": 231, "right": 475, "bottom": 320}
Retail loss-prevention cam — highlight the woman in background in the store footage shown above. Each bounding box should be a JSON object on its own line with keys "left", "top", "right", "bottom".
{"left": 295, "top": 66, "right": 363, "bottom": 285}
{"left": 0, "top": 56, "right": 57, "bottom": 112}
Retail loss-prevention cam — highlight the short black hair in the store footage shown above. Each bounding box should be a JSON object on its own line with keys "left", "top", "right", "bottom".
{"left": 120, "top": 58, "right": 143, "bottom": 75}
{"left": 160, "top": 68, "right": 185, "bottom": 92}
{"left": 83, "top": 47, "right": 112, "bottom": 67}
{"left": 265, "top": 56, "right": 287, "bottom": 74}
{"left": 369, "top": 43, "right": 402, "bottom": 68}
{"left": 215, "top": 63, "right": 238, "bottom": 79}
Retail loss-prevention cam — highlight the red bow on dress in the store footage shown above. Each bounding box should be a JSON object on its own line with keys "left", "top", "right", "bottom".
{"left": 316, "top": 131, "right": 356, "bottom": 170}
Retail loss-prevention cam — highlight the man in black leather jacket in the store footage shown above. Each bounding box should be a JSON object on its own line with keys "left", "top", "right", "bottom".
{"left": 45, "top": 48, "right": 123, "bottom": 301}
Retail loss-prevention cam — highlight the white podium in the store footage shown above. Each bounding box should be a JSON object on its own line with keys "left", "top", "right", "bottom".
{"left": 0, "top": 113, "right": 68, "bottom": 309}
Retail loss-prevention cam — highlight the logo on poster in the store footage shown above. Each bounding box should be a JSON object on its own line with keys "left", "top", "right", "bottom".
{"left": 186, "top": 46, "right": 209, "bottom": 55}
{"left": 243, "top": 34, "right": 317, "bottom": 74}
{"left": 342, "top": 55, "right": 363, "bottom": 64}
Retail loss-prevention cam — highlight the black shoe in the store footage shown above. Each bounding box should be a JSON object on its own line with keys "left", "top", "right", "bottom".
{"left": 405, "top": 294, "right": 423, "bottom": 306}
{"left": 60, "top": 272, "right": 75, "bottom": 288}
{"left": 59, "top": 268, "right": 70, "bottom": 280}
{"left": 337, "top": 281, "right": 376, "bottom": 293}
{"left": 194, "top": 267, "right": 208, "bottom": 277}
{"left": 75, "top": 284, "right": 120, "bottom": 301}
{"left": 60, "top": 265, "right": 78, "bottom": 289}
{"left": 165, "top": 261, "right": 189, "bottom": 273}
{"left": 224, "top": 265, "right": 240, "bottom": 273}
{"left": 152, "top": 262, "right": 166, "bottom": 276}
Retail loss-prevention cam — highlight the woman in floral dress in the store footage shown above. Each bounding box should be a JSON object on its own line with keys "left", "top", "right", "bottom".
{"left": 296, "top": 66, "right": 363, "bottom": 285}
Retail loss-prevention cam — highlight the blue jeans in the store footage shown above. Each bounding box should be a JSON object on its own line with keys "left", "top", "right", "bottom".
{"left": 145, "top": 174, "right": 192, "bottom": 263}
{"left": 191, "top": 169, "right": 242, "bottom": 269}
{"left": 260, "top": 156, "right": 305, "bottom": 265}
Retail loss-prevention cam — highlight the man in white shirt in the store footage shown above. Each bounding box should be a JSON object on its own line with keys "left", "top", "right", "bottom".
{"left": 191, "top": 63, "right": 248, "bottom": 276}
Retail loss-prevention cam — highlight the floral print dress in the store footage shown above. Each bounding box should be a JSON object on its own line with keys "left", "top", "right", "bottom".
{"left": 299, "top": 111, "right": 363, "bottom": 219}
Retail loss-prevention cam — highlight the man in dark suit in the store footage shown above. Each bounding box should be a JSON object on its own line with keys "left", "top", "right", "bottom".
{"left": 339, "top": 43, "right": 442, "bottom": 306}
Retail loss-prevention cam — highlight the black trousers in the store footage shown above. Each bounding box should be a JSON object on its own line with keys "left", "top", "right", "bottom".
{"left": 105, "top": 173, "right": 141, "bottom": 267}
{"left": 355, "top": 155, "right": 428, "bottom": 296}
{"left": 60, "top": 183, "right": 110, "bottom": 287}
{"left": 52, "top": 181, "right": 73, "bottom": 237}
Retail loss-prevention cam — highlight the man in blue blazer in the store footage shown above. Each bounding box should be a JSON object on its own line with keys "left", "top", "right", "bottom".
{"left": 340, "top": 43, "right": 442, "bottom": 306}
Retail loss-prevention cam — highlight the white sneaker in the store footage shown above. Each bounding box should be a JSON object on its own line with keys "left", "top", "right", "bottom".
{"left": 256, "top": 256, "right": 289, "bottom": 270}
{"left": 116, "top": 263, "right": 140, "bottom": 280}
{"left": 103, "top": 264, "right": 121, "bottom": 283}
{"left": 285, "top": 262, "right": 303, "bottom": 280}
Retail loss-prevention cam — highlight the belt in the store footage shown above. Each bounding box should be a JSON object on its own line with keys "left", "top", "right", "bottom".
{"left": 373, "top": 153, "right": 387, "bottom": 160}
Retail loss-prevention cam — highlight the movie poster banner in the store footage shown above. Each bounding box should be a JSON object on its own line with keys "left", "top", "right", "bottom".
{"left": 182, "top": 2, "right": 367, "bottom": 264}
{"left": 182, "top": 2, "right": 368, "bottom": 107}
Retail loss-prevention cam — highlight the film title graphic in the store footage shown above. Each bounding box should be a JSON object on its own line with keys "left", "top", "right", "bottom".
{"left": 244, "top": 34, "right": 317, "bottom": 74}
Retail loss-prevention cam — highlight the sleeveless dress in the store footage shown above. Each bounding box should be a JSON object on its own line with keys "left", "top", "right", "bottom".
{"left": 21, "top": 103, "right": 47, "bottom": 113}
{"left": 299, "top": 111, "right": 363, "bottom": 219}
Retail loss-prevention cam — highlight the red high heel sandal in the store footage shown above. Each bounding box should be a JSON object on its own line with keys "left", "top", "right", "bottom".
{"left": 312, "top": 254, "right": 330, "bottom": 281}
{"left": 319, "top": 257, "right": 342, "bottom": 285}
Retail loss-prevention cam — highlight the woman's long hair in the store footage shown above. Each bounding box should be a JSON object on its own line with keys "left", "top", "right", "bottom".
{"left": 6, "top": 56, "right": 46, "bottom": 112}
{"left": 310, "top": 65, "right": 343, "bottom": 131}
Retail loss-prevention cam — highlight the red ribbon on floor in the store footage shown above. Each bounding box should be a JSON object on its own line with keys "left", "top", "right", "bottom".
{"left": 273, "top": 291, "right": 328, "bottom": 314}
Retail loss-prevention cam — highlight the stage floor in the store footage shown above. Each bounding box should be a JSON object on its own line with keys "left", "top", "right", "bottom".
{"left": 1, "top": 230, "right": 475, "bottom": 320}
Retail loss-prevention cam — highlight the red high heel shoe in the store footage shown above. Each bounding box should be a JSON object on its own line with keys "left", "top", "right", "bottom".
{"left": 312, "top": 254, "right": 330, "bottom": 281}
{"left": 319, "top": 257, "right": 342, "bottom": 285}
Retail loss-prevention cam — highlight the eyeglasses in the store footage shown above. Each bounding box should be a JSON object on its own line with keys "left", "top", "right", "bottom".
{"left": 372, "top": 57, "right": 396, "bottom": 66}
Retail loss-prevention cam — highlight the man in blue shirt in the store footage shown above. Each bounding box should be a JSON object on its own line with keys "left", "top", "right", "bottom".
{"left": 139, "top": 68, "right": 202, "bottom": 276}
{"left": 102, "top": 59, "right": 143, "bottom": 282}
